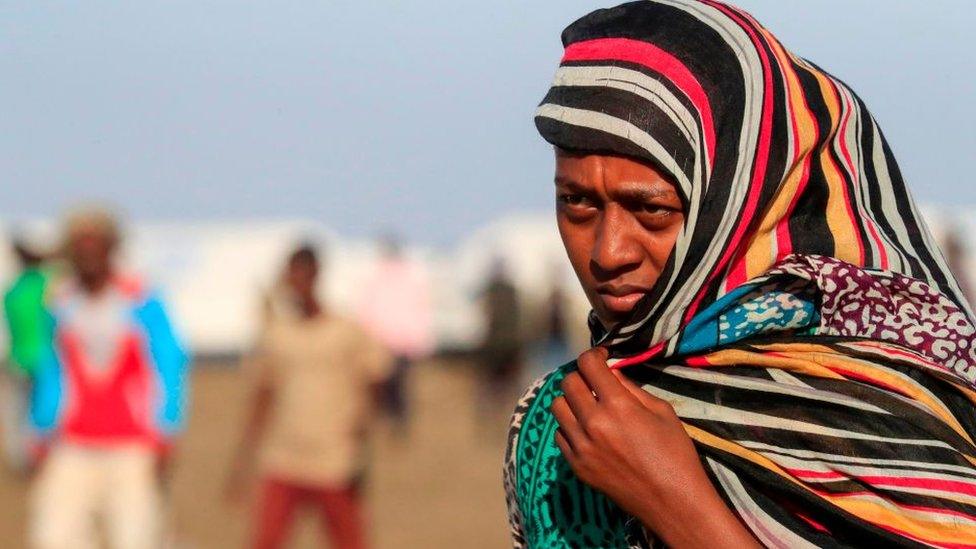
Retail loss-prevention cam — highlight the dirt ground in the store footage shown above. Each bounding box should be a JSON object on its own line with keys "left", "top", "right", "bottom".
{"left": 0, "top": 359, "right": 520, "bottom": 548}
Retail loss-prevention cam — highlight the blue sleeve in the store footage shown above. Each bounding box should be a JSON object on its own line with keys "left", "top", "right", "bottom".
{"left": 28, "top": 347, "right": 63, "bottom": 438}
{"left": 135, "top": 294, "right": 191, "bottom": 438}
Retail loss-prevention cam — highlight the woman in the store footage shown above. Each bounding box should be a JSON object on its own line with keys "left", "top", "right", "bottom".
{"left": 504, "top": 1, "right": 976, "bottom": 547}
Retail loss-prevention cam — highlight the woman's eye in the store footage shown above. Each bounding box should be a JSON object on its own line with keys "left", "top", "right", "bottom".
{"left": 559, "top": 194, "right": 590, "bottom": 207}
{"left": 637, "top": 203, "right": 681, "bottom": 228}
{"left": 640, "top": 200, "right": 682, "bottom": 216}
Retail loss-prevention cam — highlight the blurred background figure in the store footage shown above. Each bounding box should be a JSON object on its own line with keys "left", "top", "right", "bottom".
{"left": 942, "top": 224, "right": 974, "bottom": 307}
{"left": 356, "top": 235, "right": 433, "bottom": 436}
{"left": 476, "top": 259, "right": 523, "bottom": 414}
{"left": 1, "top": 230, "right": 56, "bottom": 475}
{"left": 26, "top": 207, "right": 190, "bottom": 549}
{"left": 529, "top": 268, "right": 572, "bottom": 382}
{"left": 226, "top": 244, "right": 391, "bottom": 549}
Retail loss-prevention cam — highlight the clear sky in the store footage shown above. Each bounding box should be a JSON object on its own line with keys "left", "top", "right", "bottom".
{"left": 2, "top": 1, "right": 973, "bottom": 246}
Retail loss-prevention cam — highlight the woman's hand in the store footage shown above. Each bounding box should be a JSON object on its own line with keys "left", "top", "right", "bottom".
{"left": 551, "top": 348, "right": 759, "bottom": 548}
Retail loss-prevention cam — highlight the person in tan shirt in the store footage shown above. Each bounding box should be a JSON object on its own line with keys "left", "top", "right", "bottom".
{"left": 226, "top": 245, "right": 391, "bottom": 549}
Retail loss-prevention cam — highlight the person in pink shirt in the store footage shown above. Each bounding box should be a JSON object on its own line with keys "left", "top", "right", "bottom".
{"left": 356, "top": 236, "right": 433, "bottom": 433}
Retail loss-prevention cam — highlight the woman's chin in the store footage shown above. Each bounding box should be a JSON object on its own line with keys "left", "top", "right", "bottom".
{"left": 592, "top": 308, "right": 635, "bottom": 329}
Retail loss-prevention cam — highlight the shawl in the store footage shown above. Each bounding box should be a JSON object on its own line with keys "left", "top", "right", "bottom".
{"left": 505, "top": 1, "right": 976, "bottom": 547}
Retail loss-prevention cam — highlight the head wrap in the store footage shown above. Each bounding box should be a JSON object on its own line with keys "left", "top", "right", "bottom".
{"left": 512, "top": 1, "right": 976, "bottom": 546}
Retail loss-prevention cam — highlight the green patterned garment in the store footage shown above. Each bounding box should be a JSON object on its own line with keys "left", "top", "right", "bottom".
{"left": 505, "top": 363, "right": 645, "bottom": 548}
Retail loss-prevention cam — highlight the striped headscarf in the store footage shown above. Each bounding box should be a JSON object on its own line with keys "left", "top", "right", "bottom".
{"left": 516, "top": 0, "right": 976, "bottom": 546}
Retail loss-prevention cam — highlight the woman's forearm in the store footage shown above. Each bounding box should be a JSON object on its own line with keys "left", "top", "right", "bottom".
{"left": 634, "top": 473, "right": 759, "bottom": 549}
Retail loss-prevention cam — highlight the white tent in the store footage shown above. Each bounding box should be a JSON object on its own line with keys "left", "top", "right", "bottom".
{"left": 1, "top": 207, "right": 973, "bottom": 357}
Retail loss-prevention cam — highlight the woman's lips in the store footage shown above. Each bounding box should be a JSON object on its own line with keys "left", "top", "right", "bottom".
{"left": 596, "top": 285, "right": 650, "bottom": 315}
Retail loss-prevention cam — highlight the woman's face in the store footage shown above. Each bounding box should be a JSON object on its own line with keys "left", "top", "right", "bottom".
{"left": 555, "top": 149, "right": 684, "bottom": 327}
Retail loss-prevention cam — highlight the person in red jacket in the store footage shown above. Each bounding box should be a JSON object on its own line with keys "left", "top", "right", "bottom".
{"left": 28, "top": 207, "right": 189, "bottom": 549}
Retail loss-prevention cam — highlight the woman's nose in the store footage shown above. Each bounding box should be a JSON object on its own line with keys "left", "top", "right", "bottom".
{"left": 590, "top": 204, "right": 643, "bottom": 280}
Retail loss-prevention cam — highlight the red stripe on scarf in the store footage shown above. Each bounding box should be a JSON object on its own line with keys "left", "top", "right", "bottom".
{"left": 561, "top": 38, "right": 716, "bottom": 169}
{"left": 688, "top": 1, "right": 775, "bottom": 317}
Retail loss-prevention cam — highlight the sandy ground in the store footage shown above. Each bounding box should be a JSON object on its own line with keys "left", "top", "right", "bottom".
{"left": 0, "top": 359, "right": 520, "bottom": 548}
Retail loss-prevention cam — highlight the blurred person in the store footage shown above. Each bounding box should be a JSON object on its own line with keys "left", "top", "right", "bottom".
{"left": 26, "top": 207, "right": 190, "bottom": 549}
{"left": 2, "top": 233, "right": 56, "bottom": 474}
{"left": 529, "top": 270, "right": 573, "bottom": 382}
{"left": 505, "top": 2, "right": 976, "bottom": 547}
{"left": 356, "top": 235, "right": 433, "bottom": 434}
{"left": 478, "top": 260, "right": 522, "bottom": 409}
{"left": 943, "top": 224, "right": 973, "bottom": 306}
{"left": 226, "top": 245, "right": 391, "bottom": 549}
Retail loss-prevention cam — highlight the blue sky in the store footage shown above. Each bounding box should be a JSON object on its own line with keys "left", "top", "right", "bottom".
{"left": 1, "top": 1, "right": 972, "bottom": 246}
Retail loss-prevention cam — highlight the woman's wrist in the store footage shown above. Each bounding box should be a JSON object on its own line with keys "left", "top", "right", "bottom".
{"left": 632, "top": 470, "right": 758, "bottom": 549}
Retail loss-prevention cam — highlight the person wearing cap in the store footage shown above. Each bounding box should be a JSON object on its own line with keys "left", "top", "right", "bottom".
{"left": 2, "top": 232, "right": 56, "bottom": 474}
{"left": 27, "top": 207, "right": 189, "bottom": 549}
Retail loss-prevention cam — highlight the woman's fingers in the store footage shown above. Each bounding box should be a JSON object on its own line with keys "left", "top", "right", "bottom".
{"left": 612, "top": 369, "right": 650, "bottom": 401}
{"left": 554, "top": 428, "right": 575, "bottom": 460}
{"left": 551, "top": 396, "right": 587, "bottom": 448}
{"left": 577, "top": 347, "right": 626, "bottom": 401}
{"left": 612, "top": 369, "right": 674, "bottom": 413}
{"left": 560, "top": 371, "right": 597, "bottom": 422}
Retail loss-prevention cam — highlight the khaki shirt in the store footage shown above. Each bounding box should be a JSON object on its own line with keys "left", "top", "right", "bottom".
{"left": 252, "top": 314, "right": 391, "bottom": 486}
